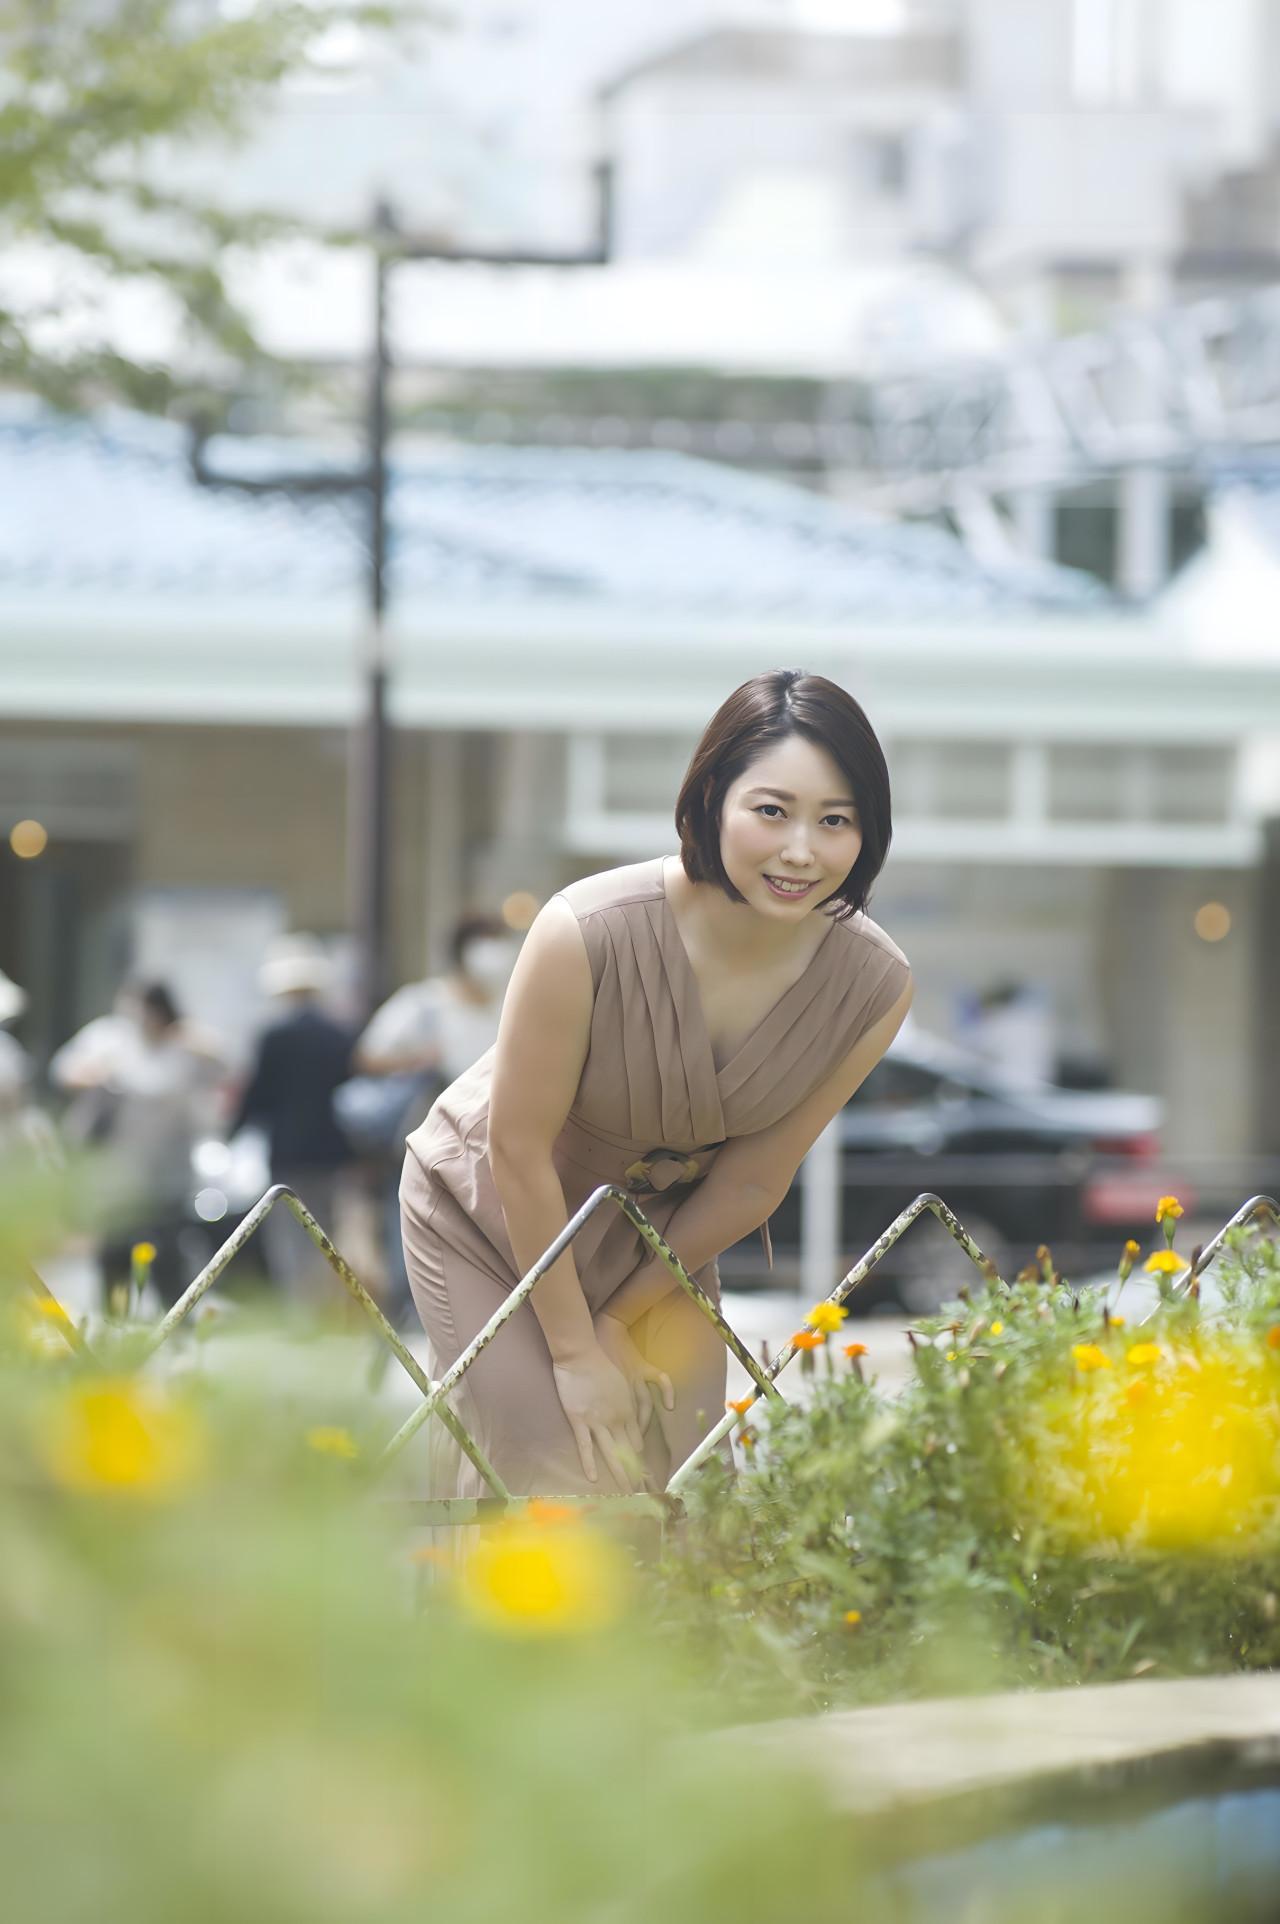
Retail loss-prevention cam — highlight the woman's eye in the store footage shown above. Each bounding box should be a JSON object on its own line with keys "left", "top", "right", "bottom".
{"left": 755, "top": 805, "right": 854, "bottom": 828}
{"left": 755, "top": 804, "right": 784, "bottom": 819}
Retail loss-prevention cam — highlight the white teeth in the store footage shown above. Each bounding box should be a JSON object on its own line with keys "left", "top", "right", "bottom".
{"left": 765, "top": 876, "right": 813, "bottom": 892}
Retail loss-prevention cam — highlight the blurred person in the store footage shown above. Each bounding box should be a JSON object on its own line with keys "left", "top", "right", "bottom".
{"left": 51, "top": 980, "right": 226, "bottom": 1308}
{"left": 965, "top": 979, "right": 1056, "bottom": 1090}
{"left": 0, "top": 968, "right": 58, "bottom": 1166}
{"left": 228, "top": 936, "right": 356, "bottom": 1306}
{"left": 399, "top": 669, "right": 912, "bottom": 1502}
{"left": 351, "top": 913, "right": 520, "bottom": 1326}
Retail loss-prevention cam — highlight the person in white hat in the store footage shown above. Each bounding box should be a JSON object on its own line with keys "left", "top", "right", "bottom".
{"left": 228, "top": 936, "right": 357, "bottom": 1304}
{"left": 0, "top": 969, "right": 30, "bottom": 1105}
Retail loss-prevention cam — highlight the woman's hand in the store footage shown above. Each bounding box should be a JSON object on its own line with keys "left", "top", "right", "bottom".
{"left": 594, "top": 1309, "right": 675, "bottom": 1433}
{"left": 551, "top": 1341, "right": 646, "bottom": 1489}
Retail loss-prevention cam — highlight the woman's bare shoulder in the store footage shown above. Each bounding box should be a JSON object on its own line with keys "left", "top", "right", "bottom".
{"left": 551, "top": 857, "right": 665, "bottom": 922}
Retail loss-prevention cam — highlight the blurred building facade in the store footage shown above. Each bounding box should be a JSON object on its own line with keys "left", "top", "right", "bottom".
{"left": 2, "top": 403, "right": 1275, "bottom": 1175}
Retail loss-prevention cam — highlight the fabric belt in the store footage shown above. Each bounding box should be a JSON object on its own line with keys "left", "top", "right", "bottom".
{"left": 554, "top": 1117, "right": 772, "bottom": 1269}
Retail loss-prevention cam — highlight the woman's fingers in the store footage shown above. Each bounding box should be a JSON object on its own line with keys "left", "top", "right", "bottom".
{"left": 571, "top": 1419, "right": 598, "bottom": 1483}
{"left": 592, "top": 1424, "right": 632, "bottom": 1493}
{"left": 641, "top": 1361, "right": 676, "bottom": 1413}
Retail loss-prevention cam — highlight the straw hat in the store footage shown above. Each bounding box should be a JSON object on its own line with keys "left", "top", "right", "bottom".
{"left": 0, "top": 969, "right": 27, "bottom": 1024}
{"left": 258, "top": 935, "right": 332, "bottom": 998}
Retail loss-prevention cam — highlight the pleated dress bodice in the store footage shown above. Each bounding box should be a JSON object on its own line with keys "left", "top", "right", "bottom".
{"left": 403, "top": 856, "right": 910, "bottom": 1308}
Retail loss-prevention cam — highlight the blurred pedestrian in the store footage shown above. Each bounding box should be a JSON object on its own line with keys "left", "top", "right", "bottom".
{"left": 0, "top": 968, "right": 58, "bottom": 1166}
{"left": 966, "top": 980, "right": 1056, "bottom": 1089}
{"left": 349, "top": 913, "right": 520, "bottom": 1326}
{"left": 50, "top": 981, "right": 226, "bottom": 1309}
{"left": 228, "top": 936, "right": 356, "bottom": 1306}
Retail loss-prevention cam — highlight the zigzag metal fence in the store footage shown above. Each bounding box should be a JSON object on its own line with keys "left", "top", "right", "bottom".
{"left": 26, "top": 1185, "right": 1280, "bottom": 1528}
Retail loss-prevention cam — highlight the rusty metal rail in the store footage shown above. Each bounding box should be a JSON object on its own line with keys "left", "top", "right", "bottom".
{"left": 23, "top": 1186, "right": 1280, "bottom": 1527}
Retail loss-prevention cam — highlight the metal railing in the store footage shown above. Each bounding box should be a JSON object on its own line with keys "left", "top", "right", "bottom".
{"left": 24, "top": 1185, "right": 1280, "bottom": 1528}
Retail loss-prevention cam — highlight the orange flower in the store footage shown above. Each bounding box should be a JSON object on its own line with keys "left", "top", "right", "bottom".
{"left": 1266, "top": 1326, "right": 1280, "bottom": 1351}
{"left": 725, "top": 1395, "right": 755, "bottom": 1416}
{"left": 739, "top": 1429, "right": 757, "bottom": 1451}
{"left": 843, "top": 1342, "right": 868, "bottom": 1360}
{"left": 525, "top": 1500, "right": 580, "bottom": 1527}
{"left": 791, "top": 1329, "right": 825, "bottom": 1351}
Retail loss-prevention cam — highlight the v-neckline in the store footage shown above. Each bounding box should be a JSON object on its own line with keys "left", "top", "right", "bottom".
{"left": 655, "top": 855, "right": 838, "bottom": 1080}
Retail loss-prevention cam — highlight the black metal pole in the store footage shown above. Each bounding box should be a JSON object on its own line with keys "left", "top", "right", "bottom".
{"left": 351, "top": 202, "right": 394, "bottom": 1020}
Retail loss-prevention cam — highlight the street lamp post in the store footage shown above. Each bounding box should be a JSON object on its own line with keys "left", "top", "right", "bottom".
{"left": 190, "top": 164, "right": 612, "bottom": 1017}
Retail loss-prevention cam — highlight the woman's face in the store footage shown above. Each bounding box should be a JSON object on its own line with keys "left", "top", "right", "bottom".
{"left": 716, "top": 733, "right": 863, "bottom": 921}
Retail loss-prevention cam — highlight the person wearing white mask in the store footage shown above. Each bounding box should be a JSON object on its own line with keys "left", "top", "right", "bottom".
{"left": 353, "top": 913, "right": 522, "bottom": 1320}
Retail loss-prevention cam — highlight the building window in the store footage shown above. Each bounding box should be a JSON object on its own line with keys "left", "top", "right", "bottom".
{"left": 891, "top": 741, "right": 1011, "bottom": 822}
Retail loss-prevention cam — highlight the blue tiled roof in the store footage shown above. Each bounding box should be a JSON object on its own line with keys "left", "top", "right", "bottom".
{"left": 0, "top": 401, "right": 1109, "bottom": 619}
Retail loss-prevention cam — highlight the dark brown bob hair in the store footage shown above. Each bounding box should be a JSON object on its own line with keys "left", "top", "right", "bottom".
{"left": 674, "top": 669, "right": 892, "bottom": 921}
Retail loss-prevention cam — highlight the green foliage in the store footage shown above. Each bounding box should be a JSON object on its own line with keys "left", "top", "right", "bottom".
{"left": 0, "top": 0, "right": 421, "bottom": 410}
{"left": 659, "top": 1226, "right": 1280, "bottom": 1719}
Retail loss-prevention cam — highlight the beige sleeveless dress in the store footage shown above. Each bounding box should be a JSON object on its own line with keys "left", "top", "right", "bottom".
{"left": 400, "top": 855, "right": 910, "bottom": 1500}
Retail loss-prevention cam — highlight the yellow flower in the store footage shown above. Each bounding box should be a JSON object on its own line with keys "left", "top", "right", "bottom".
{"left": 1108, "top": 1314, "right": 1126, "bottom": 1328}
{"left": 843, "top": 1609, "right": 862, "bottom": 1627}
{"left": 1124, "top": 1379, "right": 1150, "bottom": 1408}
{"left": 34, "top": 1297, "right": 71, "bottom": 1323}
{"left": 306, "top": 1426, "right": 359, "bottom": 1460}
{"left": 458, "top": 1518, "right": 629, "bottom": 1636}
{"left": 1144, "top": 1250, "right": 1187, "bottom": 1277}
{"left": 42, "top": 1379, "right": 205, "bottom": 1497}
{"left": 1123, "top": 1240, "right": 1141, "bottom": 1258}
{"left": 945, "top": 1350, "right": 958, "bottom": 1363}
{"left": 1126, "top": 1343, "right": 1163, "bottom": 1369}
{"left": 1072, "top": 1344, "right": 1111, "bottom": 1373}
{"left": 806, "top": 1301, "right": 848, "bottom": 1334}
{"left": 130, "top": 1242, "right": 157, "bottom": 1266}
{"left": 1155, "top": 1196, "right": 1184, "bottom": 1224}
{"left": 989, "top": 1321, "right": 1004, "bottom": 1336}
{"left": 738, "top": 1429, "right": 757, "bottom": 1451}
{"left": 791, "top": 1329, "right": 825, "bottom": 1351}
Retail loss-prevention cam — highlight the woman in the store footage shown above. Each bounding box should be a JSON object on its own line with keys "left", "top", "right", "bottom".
{"left": 52, "top": 981, "right": 225, "bottom": 1308}
{"left": 400, "top": 671, "right": 913, "bottom": 1499}
{"left": 355, "top": 913, "right": 522, "bottom": 1322}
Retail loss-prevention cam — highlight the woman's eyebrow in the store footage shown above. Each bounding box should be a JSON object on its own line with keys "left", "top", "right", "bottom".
{"left": 747, "top": 786, "right": 857, "bottom": 807}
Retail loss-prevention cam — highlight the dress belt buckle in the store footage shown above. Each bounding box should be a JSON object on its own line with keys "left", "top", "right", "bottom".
{"left": 623, "top": 1150, "right": 702, "bottom": 1195}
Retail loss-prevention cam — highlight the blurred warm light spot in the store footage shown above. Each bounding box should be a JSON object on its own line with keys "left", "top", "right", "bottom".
{"left": 1194, "top": 901, "right": 1231, "bottom": 942}
{"left": 458, "top": 1515, "right": 630, "bottom": 1635}
{"left": 1016, "top": 1334, "right": 1280, "bottom": 1555}
{"left": 500, "top": 890, "right": 539, "bottom": 931}
{"left": 9, "top": 819, "right": 47, "bottom": 859}
{"left": 41, "top": 1379, "right": 206, "bottom": 1497}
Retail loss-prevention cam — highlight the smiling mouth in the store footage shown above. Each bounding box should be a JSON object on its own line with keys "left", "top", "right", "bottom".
{"left": 763, "top": 874, "right": 818, "bottom": 896}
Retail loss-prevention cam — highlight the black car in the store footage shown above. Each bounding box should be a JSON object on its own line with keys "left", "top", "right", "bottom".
{"left": 722, "top": 1027, "right": 1174, "bottom": 1312}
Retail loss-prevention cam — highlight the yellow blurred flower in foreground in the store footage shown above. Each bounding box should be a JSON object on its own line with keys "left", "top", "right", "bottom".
{"left": 806, "top": 1301, "right": 848, "bottom": 1334}
{"left": 1126, "top": 1343, "right": 1163, "bottom": 1369}
{"left": 306, "top": 1426, "right": 360, "bottom": 1460}
{"left": 35, "top": 1296, "right": 71, "bottom": 1323}
{"left": 989, "top": 1321, "right": 1004, "bottom": 1336}
{"left": 843, "top": 1610, "right": 862, "bottom": 1627}
{"left": 1144, "top": 1250, "right": 1187, "bottom": 1277}
{"left": 41, "top": 1378, "right": 205, "bottom": 1497}
{"left": 1018, "top": 1334, "right": 1280, "bottom": 1554}
{"left": 458, "top": 1516, "right": 630, "bottom": 1636}
{"left": 1155, "top": 1197, "right": 1184, "bottom": 1224}
{"left": 1072, "top": 1344, "right": 1111, "bottom": 1372}
{"left": 130, "top": 1242, "right": 157, "bottom": 1266}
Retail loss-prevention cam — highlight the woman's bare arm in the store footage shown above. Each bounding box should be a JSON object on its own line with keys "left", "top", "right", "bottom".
{"left": 487, "top": 896, "right": 597, "bottom": 1363}
{"left": 602, "top": 975, "right": 914, "bottom": 1327}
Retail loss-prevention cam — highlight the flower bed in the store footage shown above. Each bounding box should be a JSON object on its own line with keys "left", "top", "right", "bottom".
{"left": 657, "top": 1203, "right": 1280, "bottom": 1718}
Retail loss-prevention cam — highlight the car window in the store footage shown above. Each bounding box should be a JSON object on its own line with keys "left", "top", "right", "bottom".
{"left": 847, "top": 1059, "right": 945, "bottom": 1108}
